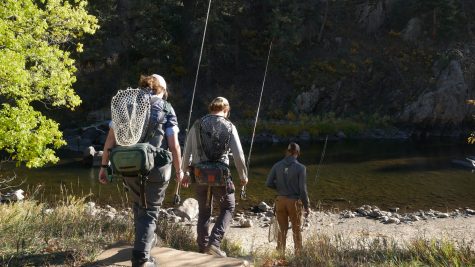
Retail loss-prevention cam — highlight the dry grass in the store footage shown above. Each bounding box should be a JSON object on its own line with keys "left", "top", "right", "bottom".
{"left": 256, "top": 233, "right": 475, "bottom": 267}
{"left": 2, "top": 196, "right": 473, "bottom": 266}
{"left": 0, "top": 196, "right": 134, "bottom": 266}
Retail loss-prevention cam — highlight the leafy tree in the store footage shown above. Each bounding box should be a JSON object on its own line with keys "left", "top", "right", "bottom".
{"left": 0, "top": 0, "right": 98, "bottom": 168}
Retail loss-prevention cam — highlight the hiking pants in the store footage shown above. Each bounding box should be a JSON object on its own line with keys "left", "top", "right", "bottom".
{"left": 123, "top": 176, "right": 169, "bottom": 261}
{"left": 275, "top": 196, "right": 303, "bottom": 255}
{"left": 196, "top": 185, "right": 235, "bottom": 252}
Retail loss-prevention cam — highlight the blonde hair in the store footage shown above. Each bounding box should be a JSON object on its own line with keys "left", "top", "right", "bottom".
{"left": 208, "top": 97, "right": 230, "bottom": 113}
{"left": 138, "top": 74, "right": 168, "bottom": 99}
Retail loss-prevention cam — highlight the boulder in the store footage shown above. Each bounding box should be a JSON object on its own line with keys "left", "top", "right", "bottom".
{"left": 1, "top": 189, "right": 25, "bottom": 202}
{"left": 388, "top": 207, "right": 399, "bottom": 213}
{"left": 386, "top": 217, "right": 400, "bottom": 224}
{"left": 341, "top": 210, "right": 356, "bottom": 218}
{"left": 356, "top": 0, "right": 395, "bottom": 34}
{"left": 401, "top": 17, "right": 422, "bottom": 42}
{"left": 294, "top": 87, "right": 320, "bottom": 114}
{"left": 12, "top": 189, "right": 24, "bottom": 201}
{"left": 466, "top": 208, "right": 475, "bottom": 215}
{"left": 82, "top": 146, "right": 104, "bottom": 167}
{"left": 174, "top": 198, "right": 199, "bottom": 221}
{"left": 399, "top": 60, "right": 468, "bottom": 126}
{"left": 437, "top": 213, "right": 449, "bottom": 218}
{"left": 258, "top": 202, "right": 271, "bottom": 212}
{"left": 239, "top": 218, "right": 253, "bottom": 228}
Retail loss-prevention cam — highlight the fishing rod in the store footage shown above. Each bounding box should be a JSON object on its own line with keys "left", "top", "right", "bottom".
{"left": 174, "top": 0, "right": 212, "bottom": 205}
{"left": 242, "top": 40, "right": 273, "bottom": 200}
{"left": 314, "top": 135, "right": 328, "bottom": 183}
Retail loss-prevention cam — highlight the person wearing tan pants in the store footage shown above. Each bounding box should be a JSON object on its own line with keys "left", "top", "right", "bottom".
{"left": 275, "top": 196, "right": 304, "bottom": 253}
{"left": 266, "top": 142, "right": 309, "bottom": 255}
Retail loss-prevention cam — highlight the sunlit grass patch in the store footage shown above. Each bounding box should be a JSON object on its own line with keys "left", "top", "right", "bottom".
{"left": 0, "top": 197, "right": 134, "bottom": 266}
{"left": 155, "top": 219, "right": 197, "bottom": 252}
{"left": 254, "top": 233, "right": 475, "bottom": 267}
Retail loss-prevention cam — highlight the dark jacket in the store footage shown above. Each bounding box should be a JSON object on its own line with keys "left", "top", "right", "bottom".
{"left": 266, "top": 155, "right": 309, "bottom": 209}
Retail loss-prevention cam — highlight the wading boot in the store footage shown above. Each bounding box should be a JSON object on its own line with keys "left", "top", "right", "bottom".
{"left": 205, "top": 244, "right": 227, "bottom": 257}
{"left": 131, "top": 250, "right": 159, "bottom": 267}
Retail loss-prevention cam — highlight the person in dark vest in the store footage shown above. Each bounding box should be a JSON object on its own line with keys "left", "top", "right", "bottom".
{"left": 99, "top": 74, "right": 184, "bottom": 267}
{"left": 181, "top": 96, "right": 248, "bottom": 257}
{"left": 266, "top": 142, "right": 309, "bottom": 256}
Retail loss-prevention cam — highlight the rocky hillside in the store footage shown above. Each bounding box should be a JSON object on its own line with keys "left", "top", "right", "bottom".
{"left": 59, "top": 0, "right": 475, "bottom": 135}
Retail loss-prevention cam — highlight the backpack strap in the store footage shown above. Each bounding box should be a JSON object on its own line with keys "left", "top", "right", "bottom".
{"left": 141, "top": 99, "right": 170, "bottom": 144}
{"left": 194, "top": 119, "right": 207, "bottom": 161}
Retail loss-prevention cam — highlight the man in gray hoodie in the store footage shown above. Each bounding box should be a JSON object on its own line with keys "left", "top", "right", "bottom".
{"left": 181, "top": 97, "right": 248, "bottom": 257}
{"left": 266, "top": 142, "right": 309, "bottom": 255}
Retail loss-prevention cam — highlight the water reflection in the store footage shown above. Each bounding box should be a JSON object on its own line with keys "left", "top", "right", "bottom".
{"left": 2, "top": 140, "right": 475, "bottom": 211}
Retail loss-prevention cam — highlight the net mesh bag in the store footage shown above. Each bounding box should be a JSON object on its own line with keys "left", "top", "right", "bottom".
{"left": 199, "top": 115, "right": 232, "bottom": 161}
{"left": 111, "top": 88, "right": 150, "bottom": 146}
{"left": 268, "top": 215, "right": 279, "bottom": 242}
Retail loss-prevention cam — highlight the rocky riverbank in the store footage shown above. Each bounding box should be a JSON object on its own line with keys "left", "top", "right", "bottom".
{"left": 75, "top": 199, "right": 475, "bottom": 255}
{"left": 62, "top": 117, "right": 473, "bottom": 159}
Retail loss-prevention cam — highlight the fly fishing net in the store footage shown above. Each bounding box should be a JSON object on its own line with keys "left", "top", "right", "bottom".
{"left": 111, "top": 88, "right": 150, "bottom": 146}
{"left": 199, "top": 115, "right": 232, "bottom": 161}
{"left": 268, "top": 214, "right": 279, "bottom": 242}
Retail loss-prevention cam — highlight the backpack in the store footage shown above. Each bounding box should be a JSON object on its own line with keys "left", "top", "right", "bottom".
{"left": 190, "top": 116, "right": 232, "bottom": 187}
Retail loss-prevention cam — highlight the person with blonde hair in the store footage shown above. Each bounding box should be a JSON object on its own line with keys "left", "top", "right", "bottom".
{"left": 99, "top": 74, "right": 183, "bottom": 267}
{"left": 181, "top": 96, "right": 248, "bottom": 257}
{"left": 266, "top": 142, "right": 309, "bottom": 256}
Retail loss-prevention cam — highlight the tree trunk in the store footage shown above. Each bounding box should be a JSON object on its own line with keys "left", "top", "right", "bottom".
{"left": 318, "top": 0, "right": 329, "bottom": 43}
{"left": 432, "top": 8, "right": 437, "bottom": 40}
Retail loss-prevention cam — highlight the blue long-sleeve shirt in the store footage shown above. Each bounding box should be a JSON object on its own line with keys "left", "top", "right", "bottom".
{"left": 266, "top": 155, "right": 309, "bottom": 209}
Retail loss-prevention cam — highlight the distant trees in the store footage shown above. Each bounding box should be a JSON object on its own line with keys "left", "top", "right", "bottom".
{"left": 0, "top": 0, "right": 98, "bottom": 167}
{"left": 414, "top": 0, "right": 463, "bottom": 40}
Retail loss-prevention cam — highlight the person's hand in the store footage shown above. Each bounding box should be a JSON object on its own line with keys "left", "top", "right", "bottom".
{"left": 175, "top": 170, "right": 184, "bottom": 183}
{"left": 98, "top": 167, "right": 109, "bottom": 184}
{"left": 181, "top": 174, "right": 190, "bottom": 188}
{"left": 240, "top": 177, "right": 248, "bottom": 186}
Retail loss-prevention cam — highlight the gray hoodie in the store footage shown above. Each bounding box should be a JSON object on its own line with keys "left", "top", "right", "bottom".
{"left": 266, "top": 156, "right": 309, "bottom": 209}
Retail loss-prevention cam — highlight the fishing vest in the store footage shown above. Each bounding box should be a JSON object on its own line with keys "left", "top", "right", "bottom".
{"left": 192, "top": 114, "right": 233, "bottom": 186}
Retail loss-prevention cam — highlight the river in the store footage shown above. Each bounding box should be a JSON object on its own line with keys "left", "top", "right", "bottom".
{"left": 3, "top": 139, "right": 475, "bottom": 212}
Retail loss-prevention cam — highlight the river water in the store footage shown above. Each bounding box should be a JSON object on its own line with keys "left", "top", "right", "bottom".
{"left": 3, "top": 139, "right": 475, "bottom": 212}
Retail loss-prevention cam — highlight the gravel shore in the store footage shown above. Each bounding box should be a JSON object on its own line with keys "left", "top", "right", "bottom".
{"left": 224, "top": 210, "right": 475, "bottom": 255}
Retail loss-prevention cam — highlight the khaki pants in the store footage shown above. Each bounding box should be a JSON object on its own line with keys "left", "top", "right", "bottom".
{"left": 275, "top": 196, "right": 303, "bottom": 255}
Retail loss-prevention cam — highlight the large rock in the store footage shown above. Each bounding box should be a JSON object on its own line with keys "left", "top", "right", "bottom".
{"left": 82, "top": 146, "right": 103, "bottom": 167}
{"left": 356, "top": 0, "right": 395, "bottom": 34}
{"left": 294, "top": 86, "right": 321, "bottom": 114}
{"left": 239, "top": 218, "right": 253, "bottom": 228}
{"left": 64, "top": 121, "right": 110, "bottom": 152}
{"left": 399, "top": 60, "right": 468, "bottom": 125}
{"left": 174, "top": 198, "right": 199, "bottom": 221}
{"left": 1, "top": 189, "right": 25, "bottom": 202}
{"left": 258, "top": 202, "right": 271, "bottom": 212}
{"left": 401, "top": 17, "right": 422, "bottom": 42}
